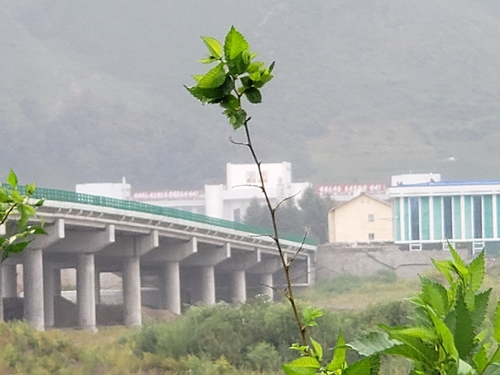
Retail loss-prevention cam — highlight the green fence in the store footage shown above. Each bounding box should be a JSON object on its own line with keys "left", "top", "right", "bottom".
{"left": 6, "top": 185, "right": 316, "bottom": 246}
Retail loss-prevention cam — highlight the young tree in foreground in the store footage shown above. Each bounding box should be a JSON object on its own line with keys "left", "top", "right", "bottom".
{"left": 187, "top": 26, "right": 500, "bottom": 375}
{"left": 186, "top": 25, "right": 310, "bottom": 348}
{"left": 0, "top": 170, "right": 45, "bottom": 260}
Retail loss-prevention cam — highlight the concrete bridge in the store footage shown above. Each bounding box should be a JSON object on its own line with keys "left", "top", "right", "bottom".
{"left": 1, "top": 187, "right": 316, "bottom": 331}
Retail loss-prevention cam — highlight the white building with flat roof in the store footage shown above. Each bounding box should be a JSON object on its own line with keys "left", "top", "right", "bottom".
{"left": 134, "top": 162, "right": 311, "bottom": 222}
{"left": 77, "top": 162, "right": 311, "bottom": 223}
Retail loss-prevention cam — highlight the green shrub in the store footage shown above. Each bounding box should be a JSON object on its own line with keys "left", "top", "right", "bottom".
{"left": 246, "top": 342, "right": 281, "bottom": 371}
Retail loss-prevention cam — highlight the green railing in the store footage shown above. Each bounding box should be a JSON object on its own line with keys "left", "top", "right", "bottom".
{"left": 7, "top": 185, "right": 317, "bottom": 246}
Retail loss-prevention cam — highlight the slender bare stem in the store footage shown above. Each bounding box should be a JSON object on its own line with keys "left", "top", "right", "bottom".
{"left": 0, "top": 204, "right": 16, "bottom": 226}
{"left": 241, "top": 119, "right": 307, "bottom": 346}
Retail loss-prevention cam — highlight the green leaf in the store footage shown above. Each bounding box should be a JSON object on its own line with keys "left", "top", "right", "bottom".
{"left": 343, "top": 355, "right": 380, "bottom": 375}
{"left": 282, "top": 356, "right": 320, "bottom": 375}
{"left": 453, "top": 292, "right": 475, "bottom": 359}
{"left": 348, "top": 331, "right": 398, "bottom": 357}
{"left": 383, "top": 343, "right": 436, "bottom": 368}
{"left": 494, "top": 300, "right": 500, "bottom": 343}
{"left": 244, "top": 88, "right": 262, "bottom": 104}
{"left": 228, "top": 51, "right": 250, "bottom": 75}
{"left": 433, "top": 259, "right": 455, "bottom": 286}
{"left": 185, "top": 76, "right": 233, "bottom": 103}
{"left": 473, "top": 346, "right": 488, "bottom": 373}
{"left": 219, "top": 94, "right": 239, "bottom": 110}
{"left": 303, "top": 307, "right": 324, "bottom": 328}
{"left": 468, "top": 251, "right": 485, "bottom": 293}
{"left": 227, "top": 108, "right": 247, "bottom": 129}
{"left": 472, "top": 289, "right": 491, "bottom": 331}
{"left": 201, "top": 36, "right": 222, "bottom": 59}
{"left": 240, "top": 76, "right": 254, "bottom": 89}
{"left": 420, "top": 276, "right": 449, "bottom": 317}
{"left": 449, "top": 243, "right": 468, "bottom": 278}
{"left": 326, "top": 332, "right": 346, "bottom": 372}
{"left": 247, "top": 61, "right": 264, "bottom": 73}
{"left": 199, "top": 56, "right": 218, "bottom": 64}
{"left": 253, "top": 70, "right": 274, "bottom": 88}
{"left": 483, "top": 363, "right": 500, "bottom": 375}
{"left": 309, "top": 337, "right": 323, "bottom": 362}
{"left": 249, "top": 70, "right": 262, "bottom": 81}
{"left": 269, "top": 61, "right": 275, "bottom": 73}
{"left": 429, "top": 309, "right": 458, "bottom": 360}
{"left": 3, "top": 241, "right": 31, "bottom": 260}
{"left": 30, "top": 226, "right": 47, "bottom": 235}
{"left": 197, "top": 63, "right": 226, "bottom": 89}
{"left": 34, "top": 199, "right": 45, "bottom": 207}
{"left": 224, "top": 26, "right": 249, "bottom": 61}
{"left": 382, "top": 326, "right": 438, "bottom": 342}
{"left": 379, "top": 326, "right": 439, "bottom": 366}
{"left": 7, "top": 169, "right": 18, "bottom": 188}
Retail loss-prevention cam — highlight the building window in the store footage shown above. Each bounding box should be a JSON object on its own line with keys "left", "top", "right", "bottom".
{"left": 368, "top": 233, "right": 375, "bottom": 240}
{"left": 246, "top": 171, "right": 257, "bottom": 184}
{"left": 367, "top": 214, "right": 374, "bottom": 222}
{"left": 246, "top": 171, "right": 268, "bottom": 184}
{"left": 410, "top": 197, "right": 420, "bottom": 241}
{"left": 443, "top": 196, "right": 453, "bottom": 239}
{"left": 473, "top": 195, "right": 482, "bottom": 239}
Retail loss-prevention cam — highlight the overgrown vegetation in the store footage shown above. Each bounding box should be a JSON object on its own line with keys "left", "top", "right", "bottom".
{"left": 0, "top": 256, "right": 498, "bottom": 375}
{"left": 0, "top": 297, "right": 414, "bottom": 375}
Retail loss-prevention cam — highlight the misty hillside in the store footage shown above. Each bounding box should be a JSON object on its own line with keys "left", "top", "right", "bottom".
{"left": 2, "top": 0, "right": 500, "bottom": 190}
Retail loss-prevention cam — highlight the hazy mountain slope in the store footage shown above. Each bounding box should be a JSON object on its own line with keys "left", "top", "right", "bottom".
{"left": 2, "top": 0, "right": 500, "bottom": 189}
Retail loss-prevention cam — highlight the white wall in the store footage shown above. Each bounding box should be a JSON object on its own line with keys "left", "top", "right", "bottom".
{"left": 76, "top": 180, "right": 131, "bottom": 200}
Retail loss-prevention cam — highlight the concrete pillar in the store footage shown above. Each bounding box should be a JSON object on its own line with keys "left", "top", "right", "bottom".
{"left": 260, "top": 273, "right": 274, "bottom": 300}
{"left": 159, "top": 261, "right": 181, "bottom": 314}
{"left": 230, "top": 269, "right": 246, "bottom": 303}
{"left": 53, "top": 269, "right": 61, "bottom": 296}
{"left": 43, "top": 260, "right": 55, "bottom": 328}
{"left": 2, "top": 264, "right": 17, "bottom": 297}
{"left": 123, "top": 256, "right": 141, "bottom": 327}
{"left": 199, "top": 266, "right": 215, "bottom": 305}
{"left": 77, "top": 253, "right": 96, "bottom": 332}
{"left": 23, "top": 249, "right": 45, "bottom": 331}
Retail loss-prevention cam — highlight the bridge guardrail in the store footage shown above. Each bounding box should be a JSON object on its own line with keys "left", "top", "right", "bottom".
{"left": 4, "top": 184, "right": 317, "bottom": 246}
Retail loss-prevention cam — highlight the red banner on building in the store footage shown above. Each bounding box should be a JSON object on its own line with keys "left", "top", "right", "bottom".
{"left": 132, "top": 190, "right": 203, "bottom": 201}
{"left": 316, "top": 184, "right": 387, "bottom": 195}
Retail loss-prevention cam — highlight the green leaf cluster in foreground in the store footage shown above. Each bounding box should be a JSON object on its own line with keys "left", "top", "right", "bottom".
{"left": 283, "top": 247, "right": 500, "bottom": 375}
{"left": 185, "top": 26, "right": 274, "bottom": 129}
{"left": 0, "top": 170, "right": 45, "bottom": 260}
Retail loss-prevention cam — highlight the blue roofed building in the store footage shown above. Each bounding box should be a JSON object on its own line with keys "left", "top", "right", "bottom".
{"left": 387, "top": 174, "right": 500, "bottom": 255}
